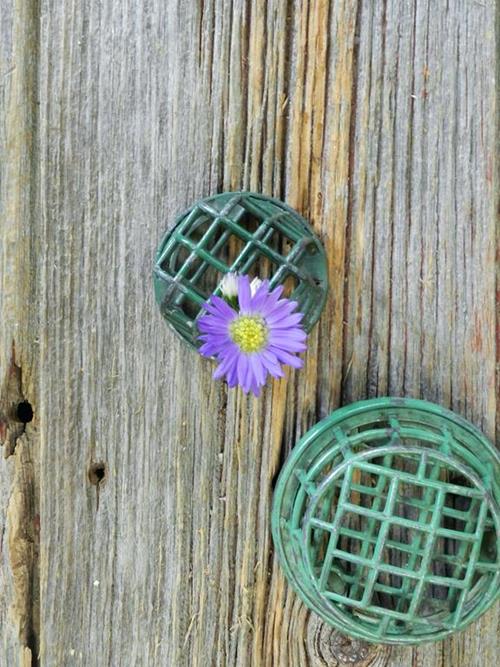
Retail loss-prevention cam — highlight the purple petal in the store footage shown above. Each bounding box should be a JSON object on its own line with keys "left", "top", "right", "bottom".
{"left": 269, "top": 338, "right": 307, "bottom": 353}
{"left": 199, "top": 330, "right": 230, "bottom": 341}
{"left": 270, "top": 284, "right": 285, "bottom": 300}
{"left": 268, "top": 346, "right": 304, "bottom": 369}
{"left": 198, "top": 314, "right": 232, "bottom": 334}
{"left": 250, "top": 354, "right": 267, "bottom": 387}
{"left": 245, "top": 359, "right": 255, "bottom": 393}
{"left": 265, "top": 300, "right": 299, "bottom": 322}
{"left": 269, "top": 329, "right": 307, "bottom": 343}
{"left": 219, "top": 341, "right": 240, "bottom": 359}
{"left": 213, "top": 349, "right": 239, "bottom": 380}
{"left": 198, "top": 332, "right": 229, "bottom": 343}
{"left": 237, "top": 275, "right": 252, "bottom": 312}
{"left": 249, "top": 377, "right": 261, "bottom": 397}
{"left": 237, "top": 354, "right": 249, "bottom": 390}
{"left": 198, "top": 323, "right": 230, "bottom": 338}
{"left": 267, "top": 312, "right": 304, "bottom": 328}
{"left": 259, "top": 284, "right": 284, "bottom": 315}
{"left": 249, "top": 279, "right": 271, "bottom": 310}
{"left": 227, "top": 364, "right": 239, "bottom": 387}
{"left": 261, "top": 350, "right": 285, "bottom": 378}
{"left": 199, "top": 341, "right": 224, "bottom": 357}
{"left": 203, "top": 296, "right": 237, "bottom": 320}
{"left": 199, "top": 332, "right": 233, "bottom": 356}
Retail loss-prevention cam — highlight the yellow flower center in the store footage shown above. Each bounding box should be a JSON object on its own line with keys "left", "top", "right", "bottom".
{"left": 229, "top": 315, "right": 268, "bottom": 353}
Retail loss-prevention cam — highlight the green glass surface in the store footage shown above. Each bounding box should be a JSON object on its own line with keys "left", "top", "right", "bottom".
{"left": 153, "top": 192, "right": 328, "bottom": 347}
{"left": 271, "top": 397, "right": 500, "bottom": 645}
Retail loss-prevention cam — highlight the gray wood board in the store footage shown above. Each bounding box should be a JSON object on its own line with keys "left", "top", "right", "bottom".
{"left": 0, "top": 0, "right": 498, "bottom": 665}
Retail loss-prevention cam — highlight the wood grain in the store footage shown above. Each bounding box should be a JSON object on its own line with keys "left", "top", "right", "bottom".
{"left": 1, "top": 0, "right": 40, "bottom": 664}
{"left": 0, "top": 0, "right": 498, "bottom": 665}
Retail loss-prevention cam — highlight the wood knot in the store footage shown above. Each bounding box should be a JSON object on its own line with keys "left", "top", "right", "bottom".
{"left": 0, "top": 344, "right": 33, "bottom": 458}
{"left": 307, "top": 614, "right": 388, "bottom": 666}
{"left": 88, "top": 461, "right": 107, "bottom": 486}
{"left": 330, "top": 633, "right": 370, "bottom": 664}
{"left": 16, "top": 401, "right": 33, "bottom": 424}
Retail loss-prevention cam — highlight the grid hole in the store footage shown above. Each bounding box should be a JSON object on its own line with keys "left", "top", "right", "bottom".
{"left": 348, "top": 475, "right": 390, "bottom": 509}
{"left": 281, "top": 273, "right": 299, "bottom": 298}
{"left": 441, "top": 512, "right": 467, "bottom": 533}
{"left": 430, "top": 555, "right": 467, "bottom": 581}
{"left": 381, "top": 545, "right": 423, "bottom": 571}
{"left": 187, "top": 216, "right": 212, "bottom": 243}
{"left": 445, "top": 491, "right": 473, "bottom": 513}
{"left": 164, "top": 244, "right": 190, "bottom": 274}
{"left": 248, "top": 254, "right": 279, "bottom": 281}
{"left": 377, "top": 573, "right": 404, "bottom": 590}
{"left": 420, "top": 583, "right": 455, "bottom": 610}
{"left": 192, "top": 264, "right": 221, "bottom": 298}
{"left": 234, "top": 210, "right": 264, "bottom": 233}
{"left": 265, "top": 227, "right": 296, "bottom": 256}
{"left": 344, "top": 566, "right": 372, "bottom": 601}
{"left": 214, "top": 233, "right": 248, "bottom": 267}
{"left": 177, "top": 294, "right": 204, "bottom": 320}
{"left": 374, "top": 573, "right": 405, "bottom": 611}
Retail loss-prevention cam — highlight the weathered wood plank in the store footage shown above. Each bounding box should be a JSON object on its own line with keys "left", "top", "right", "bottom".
{"left": 1, "top": 0, "right": 40, "bottom": 664}
{"left": 0, "top": 0, "right": 497, "bottom": 665}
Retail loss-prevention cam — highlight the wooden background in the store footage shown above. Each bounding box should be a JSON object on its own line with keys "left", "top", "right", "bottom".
{"left": 1, "top": 0, "right": 498, "bottom": 665}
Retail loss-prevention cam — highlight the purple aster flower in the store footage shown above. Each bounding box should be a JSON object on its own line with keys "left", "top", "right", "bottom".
{"left": 197, "top": 274, "right": 307, "bottom": 396}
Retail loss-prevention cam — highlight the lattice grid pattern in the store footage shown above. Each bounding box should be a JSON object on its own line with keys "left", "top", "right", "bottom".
{"left": 272, "top": 398, "right": 500, "bottom": 645}
{"left": 153, "top": 192, "right": 328, "bottom": 347}
{"left": 306, "top": 448, "right": 493, "bottom": 638}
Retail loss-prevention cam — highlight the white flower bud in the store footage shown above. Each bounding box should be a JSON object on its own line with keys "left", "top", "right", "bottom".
{"left": 220, "top": 272, "right": 239, "bottom": 299}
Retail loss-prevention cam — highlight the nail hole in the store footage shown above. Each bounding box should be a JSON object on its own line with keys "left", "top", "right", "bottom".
{"left": 88, "top": 462, "right": 107, "bottom": 485}
{"left": 16, "top": 401, "right": 33, "bottom": 423}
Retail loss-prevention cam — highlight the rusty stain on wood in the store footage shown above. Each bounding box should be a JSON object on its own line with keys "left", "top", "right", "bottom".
{"left": 1, "top": 0, "right": 498, "bottom": 665}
